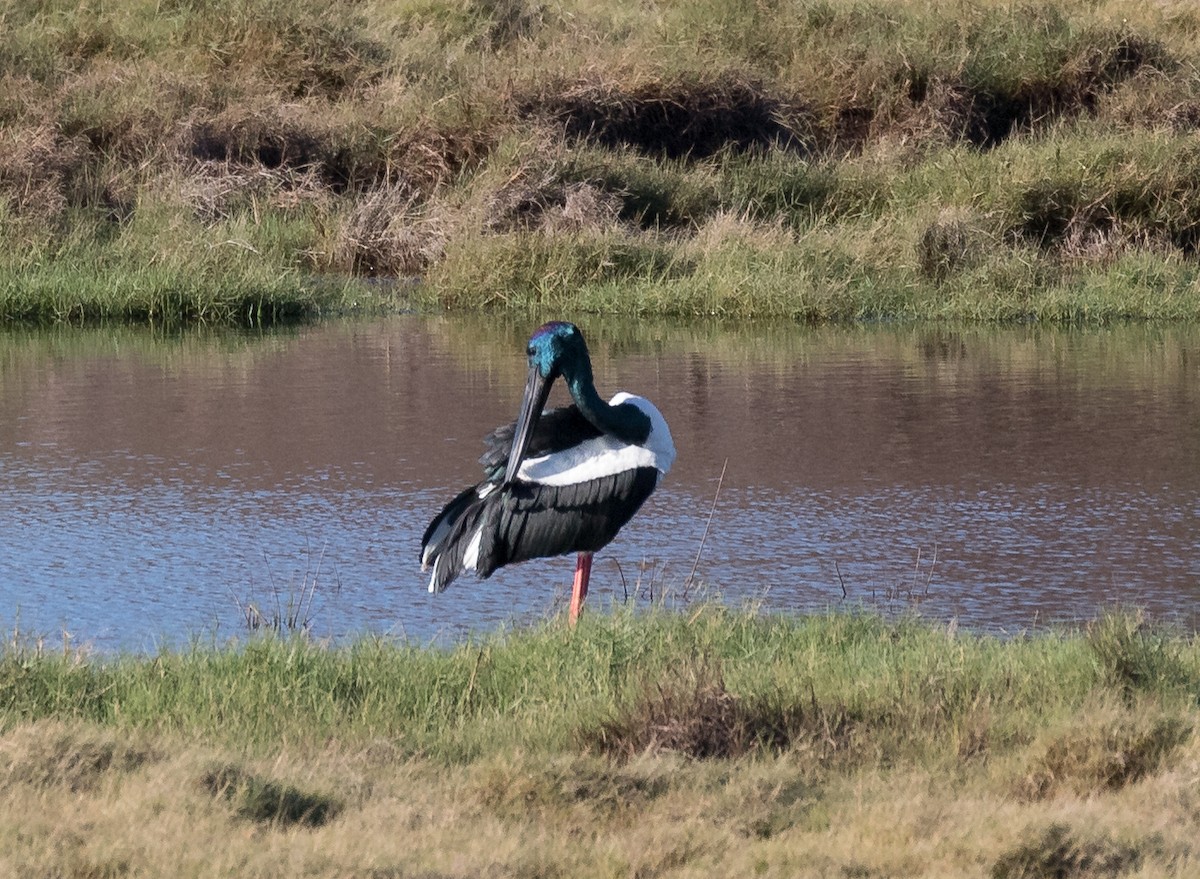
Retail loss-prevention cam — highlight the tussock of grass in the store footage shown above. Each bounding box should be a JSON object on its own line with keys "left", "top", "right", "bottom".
{"left": 580, "top": 655, "right": 876, "bottom": 763}
{"left": 1087, "top": 608, "right": 1197, "bottom": 694}
{"left": 0, "top": 723, "right": 160, "bottom": 793}
{"left": 581, "top": 658, "right": 796, "bottom": 759}
{"left": 991, "top": 823, "right": 1145, "bottom": 879}
{"left": 1016, "top": 704, "right": 1192, "bottom": 800}
{"left": 201, "top": 764, "right": 341, "bottom": 827}
{"left": 331, "top": 183, "right": 445, "bottom": 277}
{"left": 520, "top": 71, "right": 805, "bottom": 159}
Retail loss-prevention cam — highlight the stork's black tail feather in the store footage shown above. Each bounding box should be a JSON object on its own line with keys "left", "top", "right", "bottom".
{"left": 420, "top": 482, "right": 492, "bottom": 593}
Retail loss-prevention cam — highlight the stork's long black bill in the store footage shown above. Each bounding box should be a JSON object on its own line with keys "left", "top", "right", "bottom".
{"left": 503, "top": 364, "right": 554, "bottom": 486}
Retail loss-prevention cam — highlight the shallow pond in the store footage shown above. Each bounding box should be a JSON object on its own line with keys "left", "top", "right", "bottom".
{"left": 2, "top": 316, "right": 1198, "bottom": 650}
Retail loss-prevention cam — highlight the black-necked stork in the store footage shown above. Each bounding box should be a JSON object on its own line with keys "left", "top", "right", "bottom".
{"left": 420, "top": 321, "right": 675, "bottom": 625}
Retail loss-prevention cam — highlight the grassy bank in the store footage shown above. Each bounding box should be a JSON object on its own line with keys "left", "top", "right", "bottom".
{"left": 2, "top": 608, "right": 1198, "bottom": 876}
{"left": 3, "top": 0, "right": 1200, "bottom": 324}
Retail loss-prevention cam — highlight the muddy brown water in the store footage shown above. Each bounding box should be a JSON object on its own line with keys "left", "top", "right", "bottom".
{"left": 1, "top": 316, "right": 1198, "bottom": 649}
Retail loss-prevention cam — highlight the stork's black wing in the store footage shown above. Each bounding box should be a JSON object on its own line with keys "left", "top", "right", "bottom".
{"left": 481, "top": 467, "right": 661, "bottom": 573}
{"left": 421, "top": 466, "right": 661, "bottom": 593}
{"left": 479, "top": 404, "right": 602, "bottom": 479}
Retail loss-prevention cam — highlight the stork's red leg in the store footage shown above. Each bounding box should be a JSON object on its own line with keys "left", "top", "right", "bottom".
{"left": 569, "top": 552, "right": 593, "bottom": 627}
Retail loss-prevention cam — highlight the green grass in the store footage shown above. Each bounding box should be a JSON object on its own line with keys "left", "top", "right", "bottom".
{"left": 1, "top": 608, "right": 1198, "bottom": 876}
{"left": 4, "top": 0, "right": 1200, "bottom": 324}
{"left": 3, "top": 607, "right": 1196, "bottom": 762}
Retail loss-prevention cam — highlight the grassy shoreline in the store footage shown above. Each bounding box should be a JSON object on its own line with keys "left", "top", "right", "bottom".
{"left": 2, "top": 608, "right": 1198, "bottom": 876}
{"left": 4, "top": 1, "right": 1200, "bottom": 325}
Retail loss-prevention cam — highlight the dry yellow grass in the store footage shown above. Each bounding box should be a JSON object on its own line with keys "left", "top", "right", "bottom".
{"left": 0, "top": 718, "right": 1196, "bottom": 878}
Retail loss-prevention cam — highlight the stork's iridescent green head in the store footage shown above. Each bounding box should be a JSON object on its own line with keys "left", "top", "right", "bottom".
{"left": 503, "top": 321, "right": 650, "bottom": 486}
{"left": 526, "top": 321, "right": 589, "bottom": 380}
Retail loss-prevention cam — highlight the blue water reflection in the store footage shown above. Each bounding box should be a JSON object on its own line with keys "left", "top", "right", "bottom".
{"left": 1, "top": 318, "right": 1198, "bottom": 650}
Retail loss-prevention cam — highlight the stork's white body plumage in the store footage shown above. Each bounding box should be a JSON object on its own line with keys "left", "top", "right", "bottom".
{"left": 515, "top": 393, "right": 674, "bottom": 487}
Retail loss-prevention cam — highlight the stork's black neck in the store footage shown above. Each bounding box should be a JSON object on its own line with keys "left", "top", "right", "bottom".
{"left": 525, "top": 320, "right": 653, "bottom": 445}
{"left": 563, "top": 359, "right": 651, "bottom": 444}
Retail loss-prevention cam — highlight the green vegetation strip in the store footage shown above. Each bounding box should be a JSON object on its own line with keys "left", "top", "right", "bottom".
{"left": 1, "top": 608, "right": 1197, "bottom": 876}
{"left": 5, "top": 607, "right": 1196, "bottom": 759}
{"left": 4, "top": 0, "right": 1200, "bottom": 324}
